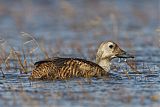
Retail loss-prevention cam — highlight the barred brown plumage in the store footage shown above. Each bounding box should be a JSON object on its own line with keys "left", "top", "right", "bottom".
{"left": 29, "top": 41, "right": 134, "bottom": 80}
{"left": 29, "top": 57, "right": 106, "bottom": 80}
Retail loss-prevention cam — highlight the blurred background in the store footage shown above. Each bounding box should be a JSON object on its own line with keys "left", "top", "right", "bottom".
{"left": 0, "top": 0, "right": 159, "bottom": 52}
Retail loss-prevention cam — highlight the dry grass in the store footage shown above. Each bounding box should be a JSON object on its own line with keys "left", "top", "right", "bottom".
{"left": 0, "top": 32, "right": 50, "bottom": 74}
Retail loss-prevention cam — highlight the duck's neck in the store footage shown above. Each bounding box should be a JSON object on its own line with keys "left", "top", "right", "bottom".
{"left": 97, "top": 59, "right": 111, "bottom": 72}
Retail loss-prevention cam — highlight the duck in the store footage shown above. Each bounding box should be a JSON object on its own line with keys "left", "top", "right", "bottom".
{"left": 29, "top": 41, "right": 134, "bottom": 80}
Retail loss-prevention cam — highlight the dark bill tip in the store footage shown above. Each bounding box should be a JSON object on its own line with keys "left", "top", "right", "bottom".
{"left": 117, "top": 52, "right": 134, "bottom": 58}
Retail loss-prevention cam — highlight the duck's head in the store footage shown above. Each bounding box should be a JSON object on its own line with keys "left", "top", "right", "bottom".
{"left": 96, "top": 41, "right": 134, "bottom": 64}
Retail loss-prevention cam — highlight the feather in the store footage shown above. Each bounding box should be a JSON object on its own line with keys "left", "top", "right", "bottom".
{"left": 29, "top": 57, "right": 107, "bottom": 80}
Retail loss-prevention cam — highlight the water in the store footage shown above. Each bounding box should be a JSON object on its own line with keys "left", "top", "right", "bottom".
{"left": 0, "top": 0, "right": 160, "bottom": 107}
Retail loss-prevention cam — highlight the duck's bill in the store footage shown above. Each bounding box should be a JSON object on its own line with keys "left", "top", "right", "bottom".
{"left": 116, "top": 52, "right": 134, "bottom": 58}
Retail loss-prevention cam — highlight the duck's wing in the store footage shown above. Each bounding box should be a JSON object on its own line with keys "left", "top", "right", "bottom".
{"left": 30, "top": 57, "right": 106, "bottom": 80}
{"left": 34, "top": 57, "right": 59, "bottom": 67}
{"left": 30, "top": 57, "right": 61, "bottom": 80}
{"left": 52, "top": 57, "right": 106, "bottom": 78}
{"left": 68, "top": 58, "right": 106, "bottom": 77}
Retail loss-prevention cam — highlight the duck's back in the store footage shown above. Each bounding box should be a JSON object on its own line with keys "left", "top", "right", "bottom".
{"left": 29, "top": 57, "right": 106, "bottom": 80}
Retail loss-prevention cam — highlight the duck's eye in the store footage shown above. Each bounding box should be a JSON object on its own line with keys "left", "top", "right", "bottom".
{"left": 109, "top": 45, "right": 113, "bottom": 49}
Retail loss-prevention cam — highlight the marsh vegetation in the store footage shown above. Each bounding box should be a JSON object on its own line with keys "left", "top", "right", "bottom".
{"left": 0, "top": 0, "right": 160, "bottom": 107}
